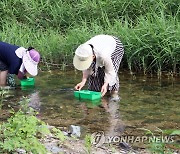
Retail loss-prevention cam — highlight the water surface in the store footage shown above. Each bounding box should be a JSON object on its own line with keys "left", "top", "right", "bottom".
{"left": 1, "top": 71, "right": 179, "bottom": 141}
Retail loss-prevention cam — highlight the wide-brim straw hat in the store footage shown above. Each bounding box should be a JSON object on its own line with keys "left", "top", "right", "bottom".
{"left": 22, "top": 49, "right": 40, "bottom": 76}
{"left": 73, "top": 44, "right": 93, "bottom": 71}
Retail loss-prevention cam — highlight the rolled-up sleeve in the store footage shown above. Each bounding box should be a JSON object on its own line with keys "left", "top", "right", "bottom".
{"left": 104, "top": 57, "right": 116, "bottom": 86}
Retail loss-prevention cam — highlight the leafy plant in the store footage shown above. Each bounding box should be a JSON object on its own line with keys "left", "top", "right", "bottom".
{"left": 0, "top": 99, "right": 50, "bottom": 153}
{"left": 0, "top": 90, "right": 9, "bottom": 109}
{"left": 139, "top": 128, "right": 180, "bottom": 154}
{"left": 84, "top": 134, "right": 93, "bottom": 154}
{"left": 52, "top": 127, "right": 67, "bottom": 142}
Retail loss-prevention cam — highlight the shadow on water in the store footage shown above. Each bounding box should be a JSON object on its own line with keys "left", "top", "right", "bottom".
{"left": 0, "top": 71, "right": 180, "bottom": 141}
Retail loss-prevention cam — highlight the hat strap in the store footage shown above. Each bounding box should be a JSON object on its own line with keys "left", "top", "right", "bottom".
{"left": 89, "top": 44, "right": 95, "bottom": 55}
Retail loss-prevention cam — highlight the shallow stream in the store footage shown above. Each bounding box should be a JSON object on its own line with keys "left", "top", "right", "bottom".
{"left": 0, "top": 70, "right": 179, "bottom": 148}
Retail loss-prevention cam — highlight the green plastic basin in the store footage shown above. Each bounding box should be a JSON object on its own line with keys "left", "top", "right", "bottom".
{"left": 74, "top": 90, "right": 101, "bottom": 100}
{"left": 20, "top": 77, "right": 35, "bottom": 87}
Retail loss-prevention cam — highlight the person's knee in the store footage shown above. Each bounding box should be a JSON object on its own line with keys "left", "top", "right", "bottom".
{"left": 0, "top": 70, "right": 8, "bottom": 86}
{"left": 105, "top": 90, "right": 119, "bottom": 97}
{"left": 111, "top": 90, "right": 118, "bottom": 96}
{"left": 110, "top": 90, "right": 120, "bottom": 101}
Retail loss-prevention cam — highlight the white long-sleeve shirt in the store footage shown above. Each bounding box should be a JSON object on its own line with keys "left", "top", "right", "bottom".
{"left": 83, "top": 34, "right": 117, "bottom": 86}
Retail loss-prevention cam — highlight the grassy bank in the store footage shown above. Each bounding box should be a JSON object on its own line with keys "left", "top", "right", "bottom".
{"left": 0, "top": 0, "right": 179, "bottom": 75}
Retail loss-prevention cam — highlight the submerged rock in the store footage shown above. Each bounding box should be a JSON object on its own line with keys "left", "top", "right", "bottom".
{"left": 44, "top": 142, "right": 63, "bottom": 154}
{"left": 69, "top": 125, "right": 81, "bottom": 137}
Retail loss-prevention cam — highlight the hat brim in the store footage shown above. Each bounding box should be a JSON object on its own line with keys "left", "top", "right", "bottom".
{"left": 73, "top": 55, "right": 93, "bottom": 71}
{"left": 23, "top": 53, "right": 38, "bottom": 76}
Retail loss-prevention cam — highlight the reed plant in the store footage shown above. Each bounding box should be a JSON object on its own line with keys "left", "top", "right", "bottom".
{"left": 0, "top": 0, "right": 179, "bottom": 75}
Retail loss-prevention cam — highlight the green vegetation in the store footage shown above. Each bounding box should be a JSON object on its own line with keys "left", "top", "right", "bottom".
{"left": 51, "top": 127, "right": 67, "bottom": 142}
{"left": 84, "top": 134, "right": 93, "bottom": 154}
{"left": 141, "top": 128, "right": 180, "bottom": 154}
{"left": 0, "top": 97, "right": 68, "bottom": 153}
{"left": 0, "top": 90, "right": 9, "bottom": 109}
{"left": 0, "top": 98, "right": 49, "bottom": 153}
{"left": 0, "top": 0, "right": 179, "bottom": 75}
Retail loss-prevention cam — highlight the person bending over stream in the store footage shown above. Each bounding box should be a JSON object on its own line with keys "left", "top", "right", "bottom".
{"left": 0, "top": 41, "right": 40, "bottom": 87}
{"left": 73, "top": 34, "right": 124, "bottom": 100}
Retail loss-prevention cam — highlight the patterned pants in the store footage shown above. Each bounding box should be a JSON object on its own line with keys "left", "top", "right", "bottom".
{"left": 6, "top": 74, "right": 16, "bottom": 87}
{"left": 88, "top": 36, "right": 124, "bottom": 92}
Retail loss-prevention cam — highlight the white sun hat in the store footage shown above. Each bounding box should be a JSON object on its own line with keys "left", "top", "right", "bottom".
{"left": 22, "top": 49, "right": 40, "bottom": 76}
{"left": 73, "top": 44, "right": 93, "bottom": 71}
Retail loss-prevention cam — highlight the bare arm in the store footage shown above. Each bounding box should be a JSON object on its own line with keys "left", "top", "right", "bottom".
{"left": 101, "top": 57, "right": 116, "bottom": 96}
{"left": 74, "top": 70, "right": 91, "bottom": 90}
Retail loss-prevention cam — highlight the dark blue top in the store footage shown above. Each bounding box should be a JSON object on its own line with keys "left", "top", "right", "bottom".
{"left": 0, "top": 41, "right": 22, "bottom": 75}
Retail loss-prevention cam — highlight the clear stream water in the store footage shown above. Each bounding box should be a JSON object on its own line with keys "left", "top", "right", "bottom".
{"left": 0, "top": 70, "right": 179, "bottom": 148}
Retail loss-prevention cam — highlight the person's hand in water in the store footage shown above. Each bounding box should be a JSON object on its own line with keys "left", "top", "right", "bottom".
{"left": 74, "top": 80, "right": 86, "bottom": 90}
{"left": 101, "top": 83, "right": 108, "bottom": 96}
{"left": 17, "top": 71, "right": 27, "bottom": 80}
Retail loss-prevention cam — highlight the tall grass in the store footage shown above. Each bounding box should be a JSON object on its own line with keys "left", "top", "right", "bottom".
{"left": 0, "top": 0, "right": 179, "bottom": 75}
{"left": 1, "top": 0, "right": 179, "bottom": 28}
{"left": 120, "top": 13, "right": 180, "bottom": 75}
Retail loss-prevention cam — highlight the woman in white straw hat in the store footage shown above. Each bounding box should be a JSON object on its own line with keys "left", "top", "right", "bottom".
{"left": 0, "top": 41, "right": 40, "bottom": 87}
{"left": 73, "top": 34, "right": 124, "bottom": 100}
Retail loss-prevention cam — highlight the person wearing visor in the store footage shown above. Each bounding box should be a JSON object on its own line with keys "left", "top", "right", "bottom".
{"left": 0, "top": 41, "right": 40, "bottom": 87}
{"left": 73, "top": 34, "right": 124, "bottom": 100}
